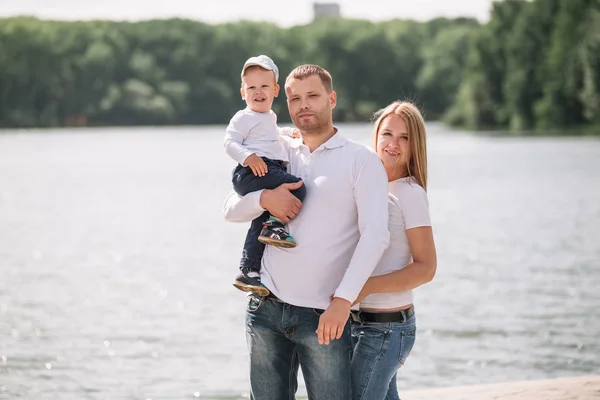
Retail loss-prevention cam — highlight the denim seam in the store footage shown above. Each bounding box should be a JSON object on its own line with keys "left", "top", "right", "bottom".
{"left": 283, "top": 305, "right": 296, "bottom": 337}
{"left": 398, "top": 328, "right": 416, "bottom": 365}
{"left": 288, "top": 349, "right": 298, "bottom": 400}
{"left": 357, "top": 328, "right": 390, "bottom": 399}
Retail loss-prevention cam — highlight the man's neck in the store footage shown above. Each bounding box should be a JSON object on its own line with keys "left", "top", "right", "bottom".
{"left": 301, "top": 126, "right": 336, "bottom": 152}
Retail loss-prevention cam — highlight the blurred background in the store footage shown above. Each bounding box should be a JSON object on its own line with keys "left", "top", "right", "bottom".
{"left": 0, "top": 0, "right": 599, "bottom": 131}
{"left": 0, "top": 0, "right": 599, "bottom": 399}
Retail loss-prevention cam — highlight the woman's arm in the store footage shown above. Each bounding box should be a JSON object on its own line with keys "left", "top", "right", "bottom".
{"left": 354, "top": 226, "right": 437, "bottom": 304}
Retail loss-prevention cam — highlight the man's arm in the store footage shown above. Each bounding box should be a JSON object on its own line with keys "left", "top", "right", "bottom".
{"left": 222, "top": 190, "right": 265, "bottom": 223}
{"left": 316, "top": 150, "right": 390, "bottom": 345}
{"left": 223, "top": 182, "right": 304, "bottom": 223}
{"left": 334, "top": 151, "right": 390, "bottom": 302}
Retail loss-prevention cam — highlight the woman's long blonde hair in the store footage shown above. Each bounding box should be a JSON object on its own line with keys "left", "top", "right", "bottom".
{"left": 372, "top": 101, "right": 428, "bottom": 191}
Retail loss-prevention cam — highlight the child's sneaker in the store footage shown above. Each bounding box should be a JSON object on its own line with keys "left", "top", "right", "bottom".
{"left": 233, "top": 267, "right": 270, "bottom": 296}
{"left": 258, "top": 219, "right": 297, "bottom": 248}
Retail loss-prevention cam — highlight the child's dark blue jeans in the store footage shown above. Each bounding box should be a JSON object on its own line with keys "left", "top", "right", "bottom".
{"left": 232, "top": 157, "right": 306, "bottom": 271}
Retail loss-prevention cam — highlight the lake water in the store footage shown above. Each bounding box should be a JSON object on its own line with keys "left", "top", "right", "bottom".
{"left": 0, "top": 123, "right": 599, "bottom": 399}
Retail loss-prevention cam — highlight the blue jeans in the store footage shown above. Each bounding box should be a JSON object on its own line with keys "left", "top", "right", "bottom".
{"left": 245, "top": 294, "right": 353, "bottom": 400}
{"left": 232, "top": 157, "right": 306, "bottom": 270}
{"left": 350, "top": 314, "right": 416, "bottom": 400}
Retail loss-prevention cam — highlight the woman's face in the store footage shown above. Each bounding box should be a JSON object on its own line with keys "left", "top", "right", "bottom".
{"left": 376, "top": 114, "right": 410, "bottom": 175}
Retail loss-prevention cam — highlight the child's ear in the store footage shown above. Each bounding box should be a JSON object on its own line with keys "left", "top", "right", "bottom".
{"left": 274, "top": 84, "right": 280, "bottom": 97}
{"left": 240, "top": 87, "right": 245, "bottom": 100}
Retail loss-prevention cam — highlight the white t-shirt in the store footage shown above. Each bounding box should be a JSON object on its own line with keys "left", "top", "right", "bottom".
{"left": 223, "top": 108, "right": 289, "bottom": 165}
{"left": 359, "top": 177, "right": 431, "bottom": 309}
{"left": 222, "top": 130, "right": 390, "bottom": 309}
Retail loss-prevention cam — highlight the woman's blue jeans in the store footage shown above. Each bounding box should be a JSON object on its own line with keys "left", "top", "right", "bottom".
{"left": 350, "top": 314, "right": 416, "bottom": 400}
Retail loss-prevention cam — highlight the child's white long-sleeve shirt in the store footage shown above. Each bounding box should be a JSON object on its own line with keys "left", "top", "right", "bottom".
{"left": 224, "top": 108, "right": 289, "bottom": 166}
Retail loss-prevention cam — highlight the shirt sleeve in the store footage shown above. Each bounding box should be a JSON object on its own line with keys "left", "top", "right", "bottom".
{"left": 224, "top": 111, "right": 255, "bottom": 166}
{"left": 278, "top": 126, "right": 295, "bottom": 137}
{"left": 401, "top": 183, "right": 431, "bottom": 229}
{"left": 333, "top": 149, "right": 390, "bottom": 303}
{"left": 222, "top": 190, "right": 266, "bottom": 223}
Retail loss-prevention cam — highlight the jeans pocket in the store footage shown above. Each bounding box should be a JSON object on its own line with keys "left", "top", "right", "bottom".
{"left": 353, "top": 324, "right": 391, "bottom": 359}
{"left": 246, "top": 294, "right": 264, "bottom": 313}
{"left": 398, "top": 328, "right": 416, "bottom": 365}
{"left": 360, "top": 322, "right": 391, "bottom": 334}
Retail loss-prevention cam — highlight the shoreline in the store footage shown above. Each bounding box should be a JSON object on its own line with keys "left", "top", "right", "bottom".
{"left": 402, "top": 375, "right": 600, "bottom": 400}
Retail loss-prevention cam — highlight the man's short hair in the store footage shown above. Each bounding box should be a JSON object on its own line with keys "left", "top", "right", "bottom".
{"left": 285, "top": 64, "right": 333, "bottom": 93}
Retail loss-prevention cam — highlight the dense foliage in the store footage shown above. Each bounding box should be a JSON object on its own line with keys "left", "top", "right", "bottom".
{"left": 0, "top": 0, "right": 598, "bottom": 132}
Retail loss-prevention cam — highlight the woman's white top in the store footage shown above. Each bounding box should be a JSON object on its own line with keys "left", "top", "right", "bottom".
{"left": 359, "top": 177, "right": 431, "bottom": 309}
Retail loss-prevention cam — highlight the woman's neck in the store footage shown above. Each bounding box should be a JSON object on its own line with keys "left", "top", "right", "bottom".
{"left": 385, "top": 166, "right": 408, "bottom": 182}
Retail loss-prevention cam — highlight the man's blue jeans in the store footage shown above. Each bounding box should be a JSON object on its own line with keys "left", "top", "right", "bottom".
{"left": 232, "top": 157, "right": 306, "bottom": 270}
{"left": 245, "top": 294, "right": 353, "bottom": 400}
{"left": 350, "top": 314, "right": 416, "bottom": 400}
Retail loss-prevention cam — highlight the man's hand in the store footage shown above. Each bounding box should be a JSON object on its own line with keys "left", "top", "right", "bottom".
{"left": 259, "top": 182, "right": 303, "bottom": 223}
{"left": 245, "top": 154, "right": 268, "bottom": 177}
{"left": 291, "top": 129, "right": 301, "bottom": 138}
{"left": 316, "top": 297, "right": 351, "bottom": 345}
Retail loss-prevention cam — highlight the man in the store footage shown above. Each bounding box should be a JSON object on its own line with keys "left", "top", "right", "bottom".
{"left": 223, "top": 64, "right": 389, "bottom": 399}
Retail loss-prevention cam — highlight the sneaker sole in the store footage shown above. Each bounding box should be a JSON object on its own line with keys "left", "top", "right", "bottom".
{"left": 257, "top": 236, "right": 297, "bottom": 248}
{"left": 232, "top": 282, "right": 271, "bottom": 297}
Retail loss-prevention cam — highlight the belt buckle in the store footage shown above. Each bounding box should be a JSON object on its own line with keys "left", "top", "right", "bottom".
{"left": 398, "top": 306, "right": 413, "bottom": 322}
{"left": 350, "top": 310, "right": 363, "bottom": 323}
{"left": 399, "top": 310, "right": 407, "bottom": 323}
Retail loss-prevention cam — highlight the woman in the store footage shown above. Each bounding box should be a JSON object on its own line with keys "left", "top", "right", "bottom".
{"left": 350, "top": 101, "right": 437, "bottom": 400}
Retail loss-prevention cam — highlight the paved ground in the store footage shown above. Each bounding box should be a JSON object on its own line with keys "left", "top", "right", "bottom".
{"left": 402, "top": 375, "right": 600, "bottom": 400}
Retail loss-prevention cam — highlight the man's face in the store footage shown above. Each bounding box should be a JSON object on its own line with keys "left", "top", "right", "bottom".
{"left": 285, "top": 75, "right": 336, "bottom": 133}
{"left": 241, "top": 68, "right": 279, "bottom": 113}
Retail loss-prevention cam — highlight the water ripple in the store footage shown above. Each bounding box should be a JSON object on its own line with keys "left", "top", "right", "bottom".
{"left": 1, "top": 125, "right": 599, "bottom": 398}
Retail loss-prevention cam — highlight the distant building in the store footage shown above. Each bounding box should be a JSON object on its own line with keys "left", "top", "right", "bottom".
{"left": 313, "top": 2, "right": 341, "bottom": 20}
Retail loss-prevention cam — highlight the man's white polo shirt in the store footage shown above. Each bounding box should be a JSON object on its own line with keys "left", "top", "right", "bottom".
{"left": 223, "top": 131, "right": 390, "bottom": 310}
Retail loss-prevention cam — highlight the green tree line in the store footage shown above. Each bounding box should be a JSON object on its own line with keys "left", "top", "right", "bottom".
{"left": 0, "top": 0, "right": 598, "bottom": 132}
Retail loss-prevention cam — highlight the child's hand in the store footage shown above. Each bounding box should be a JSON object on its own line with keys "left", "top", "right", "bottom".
{"left": 291, "top": 129, "right": 301, "bottom": 138}
{"left": 245, "top": 154, "right": 268, "bottom": 177}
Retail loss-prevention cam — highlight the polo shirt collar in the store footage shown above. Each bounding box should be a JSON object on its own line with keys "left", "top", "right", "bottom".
{"left": 289, "top": 127, "right": 347, "bottom": 150}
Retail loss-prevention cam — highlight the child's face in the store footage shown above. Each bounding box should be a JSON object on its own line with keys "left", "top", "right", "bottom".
{"left": 241, "top": 68, "right": 280, "bottom": 113}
